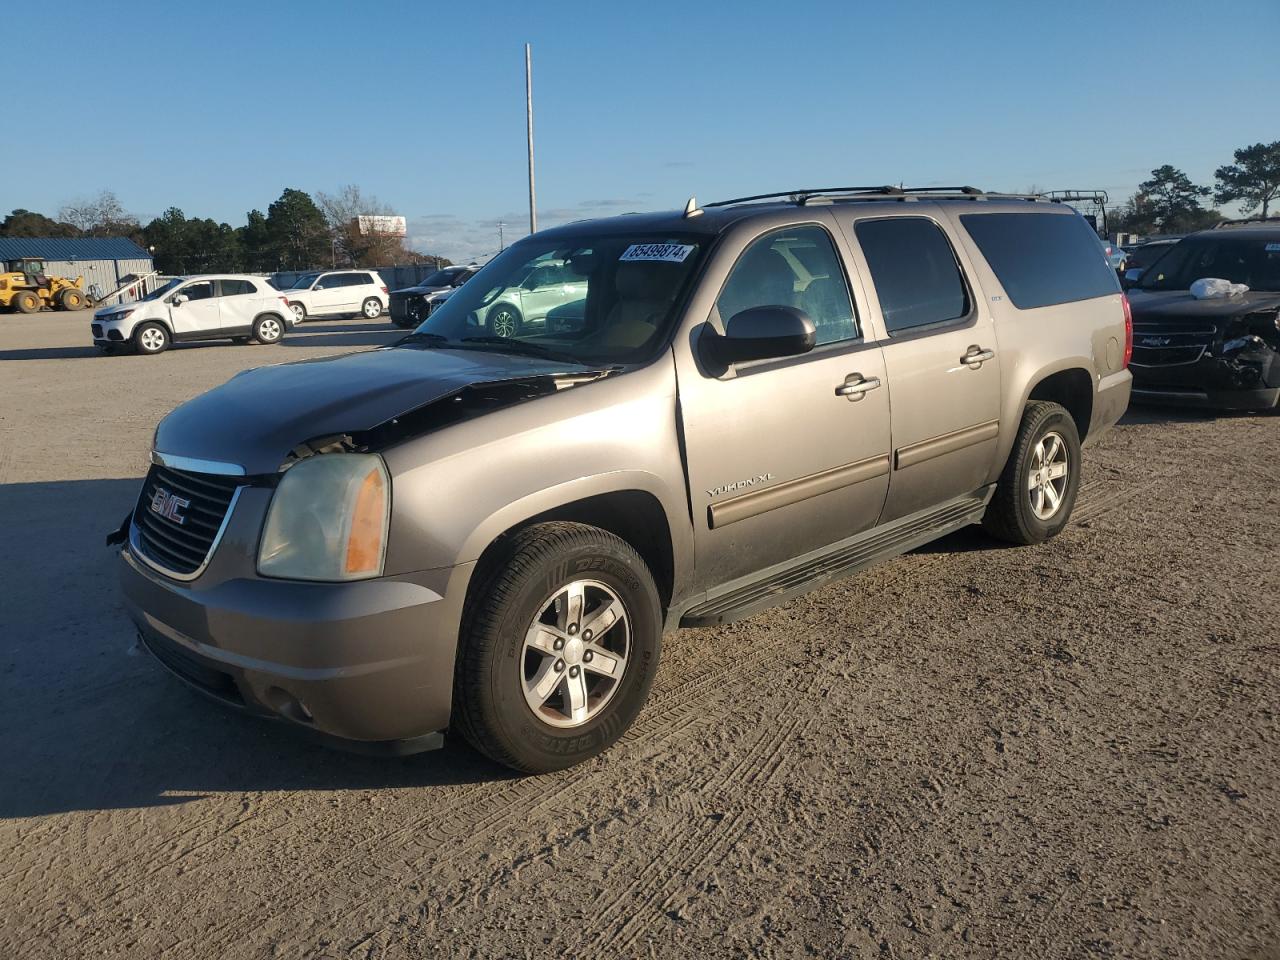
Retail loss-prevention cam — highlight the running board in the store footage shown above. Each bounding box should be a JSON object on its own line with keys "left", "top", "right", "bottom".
{"left": 679, "top": 488, "right": 993, "bottom": 627}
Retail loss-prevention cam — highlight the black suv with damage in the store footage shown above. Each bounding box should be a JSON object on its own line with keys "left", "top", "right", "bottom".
{"left": 1126, "top": 220, "right": 1280, "bottom": 409}
{"left": 389, "top": 266, "right": 477, "bottom": 328}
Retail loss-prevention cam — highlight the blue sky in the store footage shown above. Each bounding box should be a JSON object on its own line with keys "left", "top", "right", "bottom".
{"left": 11, "top": 0, "right": 1278, "bottom": 262}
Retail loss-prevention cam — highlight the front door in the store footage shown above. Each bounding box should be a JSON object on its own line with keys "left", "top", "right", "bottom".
{"left": 842, "top": 213, "right": 1002, "bottom": 523}
{"left": 676, "top": 221, "right": 893, "bottom": 588}
{"left": 168, "top": 279, "right": 220, "bottom": 337}
{"left": 310, "top": 275, "right": 347, "bottom": 315}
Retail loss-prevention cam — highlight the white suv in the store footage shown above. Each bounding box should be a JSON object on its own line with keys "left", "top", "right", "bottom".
{"left": 279, "top": 270, "right": 389, "bottom": 322}
{"left": 91, "top": 275, "right": 294, "bottom": 355}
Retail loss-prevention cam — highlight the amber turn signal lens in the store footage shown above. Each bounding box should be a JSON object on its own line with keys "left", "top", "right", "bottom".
{"left": 345, "top": 467, "right": 387, "bottom": 576}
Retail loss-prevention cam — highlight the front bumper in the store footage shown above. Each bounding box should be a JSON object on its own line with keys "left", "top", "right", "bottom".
{"left": 119, "top": 539, "right": 475, "bottom": 752}
{"left": 1130, "top": 349, "right": 1280, "bottom": 410}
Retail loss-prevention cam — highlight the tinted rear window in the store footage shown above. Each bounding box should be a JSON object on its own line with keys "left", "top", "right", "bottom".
{"left": 960, "top": 213, "right": 1120, "bottom": 309}
{"left": 855, "top": 217, "right": 970, "bottom": 334}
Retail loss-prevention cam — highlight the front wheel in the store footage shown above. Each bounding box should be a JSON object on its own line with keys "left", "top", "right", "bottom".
{"left": 361, "top": 297, "right": 383, "bottom": 319}
{"left": 487, "top": 304, "right": 521, "bottom": 338}
{"left": 133, "top": 322, "right": 169, "bottom": 355}
{"left": 453, "top": 522, "right": 662, "bottom": 773}
{"left": 983, "top": 400, "right": 1081, "bottom": 545}
{"left": 290, "top": 302, "right": 306, "bottom": 324}
{"left": 59, "top": 288, "right": 87, "bottom": 310}
{"left": 253, "top": 314, "right": 284, "bottom": 344}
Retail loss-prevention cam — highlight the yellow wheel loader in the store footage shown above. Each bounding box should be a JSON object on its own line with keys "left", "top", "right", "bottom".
{"left": 0, "top": 258, "right": 92, "bottom": 313}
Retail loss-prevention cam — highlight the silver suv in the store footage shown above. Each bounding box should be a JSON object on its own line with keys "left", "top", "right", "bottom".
{"left": 116, "top": 187, "right": 1132, "bottom": 772}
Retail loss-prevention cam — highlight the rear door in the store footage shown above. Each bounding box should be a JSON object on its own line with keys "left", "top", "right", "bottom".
{"left": 675, "top": 218, "right": 892, "bottom": 587}
{"left": 216, "top": 278, "right": 258, "bottom": 332}
{"left": 168, "top": 279, "right": 220, "bottom": 337}
{"left": 840, "top": 212, "right": 1001, "bottom": 523}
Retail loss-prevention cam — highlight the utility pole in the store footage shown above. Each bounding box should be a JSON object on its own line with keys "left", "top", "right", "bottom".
{"left": 497, "top": 220, "right": 506, "bottom": 251}
{"left": 525, "top": 43, "right": 537, "bottom": 235}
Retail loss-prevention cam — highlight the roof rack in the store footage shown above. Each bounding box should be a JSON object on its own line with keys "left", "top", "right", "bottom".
{"left": 703, "top": 185, "right": 1045, "bottom": 209}
{"left": 1044, "top": 189, "right": 1110, "bottom": 205}
{"left": 1211, "top": 214, "right": 1280, "bottom": 229}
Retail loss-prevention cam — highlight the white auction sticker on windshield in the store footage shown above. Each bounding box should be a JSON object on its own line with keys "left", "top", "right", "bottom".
{"left": 1266, "top": 242, "right": 1280, "bottom": 252}
{"left": 620, "top": 243, "right": 695, "bottom": 263}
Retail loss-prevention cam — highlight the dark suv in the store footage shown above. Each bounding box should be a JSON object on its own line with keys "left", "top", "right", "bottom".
{"left": 1126, "top": 220, "right": 1280, "bottom": 409}
{"left": 389, "top": 266, "right": 477, "bottom": 328}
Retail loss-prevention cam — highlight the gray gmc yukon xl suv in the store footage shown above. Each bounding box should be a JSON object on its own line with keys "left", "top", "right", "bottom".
{"left": 117, "top": 187, "right": 1132, "bottom": 772}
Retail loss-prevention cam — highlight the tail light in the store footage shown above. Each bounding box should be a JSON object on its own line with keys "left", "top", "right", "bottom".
{"left": 1121, "top": 294, "right": 1133, "bottom": 368}
{"left": 381, "top": 285, "right": 389, "bottom": 295}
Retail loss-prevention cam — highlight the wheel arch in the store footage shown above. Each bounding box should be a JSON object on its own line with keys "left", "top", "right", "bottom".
{"left": 1026, "top": 367, "right": 1094, "bottom": 442}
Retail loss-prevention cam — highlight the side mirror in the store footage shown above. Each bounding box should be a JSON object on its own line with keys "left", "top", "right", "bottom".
{"left": 1122, "top": 268, "right": 1143, "bottom": 288}
{"left": 172, "top": 294, "right": 189, "bottom": 306}
{"left": 706, "top": 306, "right": 816, "bottom": 366}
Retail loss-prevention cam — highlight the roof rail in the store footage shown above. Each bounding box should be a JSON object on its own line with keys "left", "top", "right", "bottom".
{"left": 1211, "top": 214, "right": 1280, "bottom": 229}
{"left": 703, "top": 185, "right": 1046, "bottom": 209}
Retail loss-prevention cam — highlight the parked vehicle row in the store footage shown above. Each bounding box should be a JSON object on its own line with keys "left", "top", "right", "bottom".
{"left": 116, "top": 187, "right": 1133, "bottom": 773}
{"left": 91, "top": 275, "right": 294, "bottom": 355}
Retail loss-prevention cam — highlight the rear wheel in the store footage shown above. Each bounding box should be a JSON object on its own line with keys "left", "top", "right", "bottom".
{"left": 453, "top": 522, "right": 662, "bottom": 773}
{"left": 983, "top": 400, "right": 1081, "bottom": 545}
{"left": 12, "top": 291, "right": 41, "bottom": 314}
{"left": 58, "top": 288, "right": 87, "bottom": 310}
{"left": 253, "top": 314, "right": 284, "bottom": 344}
{"left": 361, "top": 297, "right": 383, "bottom": 319}
{"left": 133, "top": 322, "right": 169, "bottom": 355}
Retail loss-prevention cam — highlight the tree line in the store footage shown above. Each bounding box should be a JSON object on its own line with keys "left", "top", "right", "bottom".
{"left": 1109, "top": 141, "right": 1280, "bottom": 236}
{"left": 0, "top": 186, "right": 452, "bottom": 275}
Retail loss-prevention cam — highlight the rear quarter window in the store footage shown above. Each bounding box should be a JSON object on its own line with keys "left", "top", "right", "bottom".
{"left": 960, "top": 212, "right": 1120, "bottom": 309}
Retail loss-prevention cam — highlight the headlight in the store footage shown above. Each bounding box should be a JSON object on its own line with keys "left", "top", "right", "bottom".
{"left": 109, "top": 309, "right": 134, "bottom": 322}
{"left": 257, "top": 453, "right": 390, "bottom": 581}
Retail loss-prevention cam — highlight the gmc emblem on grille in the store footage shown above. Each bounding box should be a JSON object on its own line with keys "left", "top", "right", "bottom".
{"left": 150, "top": 487, "right": 190, "bottom": 525}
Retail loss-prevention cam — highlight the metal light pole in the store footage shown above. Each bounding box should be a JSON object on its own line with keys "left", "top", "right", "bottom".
{"left": 497, "top": 220, "right": 506, "bottom": 251}
{"left": 525, "top": 43, "right": 537, "bottom": 235}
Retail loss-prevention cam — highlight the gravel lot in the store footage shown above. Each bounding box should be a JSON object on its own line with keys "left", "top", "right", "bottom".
{"left": 1, "top": 311, "right": 1277, "bottom": 959}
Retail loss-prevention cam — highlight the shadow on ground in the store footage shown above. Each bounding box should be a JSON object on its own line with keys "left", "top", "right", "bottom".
{"left": 0, "top": 477, "right": 507, "bottom": 820}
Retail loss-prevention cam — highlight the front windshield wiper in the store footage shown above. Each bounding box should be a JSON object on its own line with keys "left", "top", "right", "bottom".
{"left": 459, "top": 336, "right": 584, "bottom": 364}
{"left": 395, "top": 331, "right": 450, "bottom": 347}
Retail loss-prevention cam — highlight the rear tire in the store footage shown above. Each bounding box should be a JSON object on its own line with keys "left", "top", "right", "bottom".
{"left": 12, "top": 291, "right": 41, "bottom": 314}
{"left": 982, "top": 400, "right": 1081, "bottom": 545}
{"left": 453, "top": 522, "right": 662, "bottom": 773}
{"left": 253, "top": 314, "right": 284, "bottom": 344}
{"left": 133, "top": 322, "right": 169, "bottom": 355}
{"left": 361, "top": 297, "right": 383, "bottom": 319}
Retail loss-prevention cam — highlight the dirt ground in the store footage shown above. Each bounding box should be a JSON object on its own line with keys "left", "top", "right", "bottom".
{"left": 1, "top": 310, "right": 1277, "bottom": 959}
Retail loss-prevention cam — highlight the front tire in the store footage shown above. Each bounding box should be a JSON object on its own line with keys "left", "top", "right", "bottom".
{"left": 453, "top": 522, "right": 662, "bottom": 773}
{"left": 983, "top": 400, "right": 1081, "bottom": 545}
{"left": 361, "top": 297, "right": 383, "bottom": 319}
{"left": 133, "top": 322, "right": 169, "bottom": 355}
{"left": 487, "top": 304, "right": 522, "bottom": 338}
{"left": 290, "top": 302, "right": 307, "bottom": 324}
{"left": 59, "top": 288, "right": 87, "bottom": 310}
{"left": 253, "top": 314, "right": 284, "bottom": 344}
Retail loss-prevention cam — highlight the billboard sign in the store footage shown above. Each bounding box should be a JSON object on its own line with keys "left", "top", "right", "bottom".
{"left": 356, "top": 215, "right": 407, "bottom": 237}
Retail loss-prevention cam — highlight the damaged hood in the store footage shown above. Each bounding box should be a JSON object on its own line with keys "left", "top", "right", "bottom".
{"left": 154, "top": 346, "right": 592, "bottom": 474}
{"left": 1128, "top": 290, "right": 1280, "bottom": 321}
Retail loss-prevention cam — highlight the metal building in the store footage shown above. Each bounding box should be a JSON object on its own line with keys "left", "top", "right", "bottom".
{"left": 0, "top": 237, "right": 155, "bottom": 303}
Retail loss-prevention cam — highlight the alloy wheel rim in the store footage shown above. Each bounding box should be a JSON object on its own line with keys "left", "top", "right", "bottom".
{"left": 364, "top": 300, "right": 380, "bottom": 317}
{"left": 260, "top": 319, "right": 281, "bottom": 341}
{"left": 292, "top": 305, "right": 305, "bottom": 321}
{"left": 520, "top": 579, "right": 630, "bottom": 729}
{"left": 1028, "top": 430, "right": 1070, "bottom": 520}
{"left": 492, "top": 311, "right": 516, "bottom": 337}
{"left": 141, "top": 329, "right": 164, "bottom": 351}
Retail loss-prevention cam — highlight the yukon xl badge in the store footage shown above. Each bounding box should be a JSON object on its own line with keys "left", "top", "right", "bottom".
{"left": 707, "top": 473, "right": 774, "bottom": 498}
{"left": 150, "top": 487, "right": 190, "bottom": 525}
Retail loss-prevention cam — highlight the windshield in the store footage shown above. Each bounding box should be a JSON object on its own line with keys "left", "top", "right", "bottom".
{"left": 420, "top": 269, "right": 462, "bottom": 287}
{"left": 402, "top": 234, "right": 703, "bottom": 365}
{"left": 288, "top": 273, "right": 320, "bottom": 290}
{"left": 140, "top": 278, "right": 182, "bottom": 302}
{"left": 1137, "top": 235, "right": 1280, "bottom": 292}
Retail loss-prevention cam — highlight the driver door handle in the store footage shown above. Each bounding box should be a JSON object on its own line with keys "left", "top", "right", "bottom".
{"left": 835, "top": 374, "right": 882, "bottom": 400}
{"left": 962, "top": 345, "right": 996, "bottom": 368}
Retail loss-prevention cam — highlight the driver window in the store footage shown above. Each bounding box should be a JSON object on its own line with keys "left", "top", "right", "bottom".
{"left": 716, "top": 225, "right": 858, "bottom": 345}
{"left": 181, "top": 280, "right": 215, "bottom": 301}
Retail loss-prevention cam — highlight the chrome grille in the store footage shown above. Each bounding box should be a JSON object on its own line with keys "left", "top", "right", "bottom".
{"left": 1130, "top": 321, "right": 1217, "bottom": 367}
{"left": 132, "top": 464, "right": 241, "bottom": 576}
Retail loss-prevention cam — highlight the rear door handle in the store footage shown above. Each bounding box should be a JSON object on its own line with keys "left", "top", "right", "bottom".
{"left": 835, "top": 374, "right": 882, "bottom": 401}
{"left": 962, "top": 345, "right": 995, "bottom": 368}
